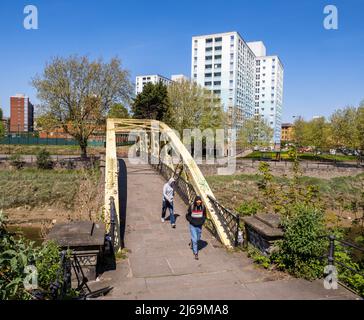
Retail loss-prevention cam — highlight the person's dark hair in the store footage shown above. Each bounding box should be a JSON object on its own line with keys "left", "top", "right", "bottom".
{"left": 194, "top": 196, "right": 202, "bottom": 206}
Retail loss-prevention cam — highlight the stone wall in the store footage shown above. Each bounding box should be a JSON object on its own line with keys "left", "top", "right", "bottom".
{"left": 199, "top": 160, "right": 364, "bottom": 179}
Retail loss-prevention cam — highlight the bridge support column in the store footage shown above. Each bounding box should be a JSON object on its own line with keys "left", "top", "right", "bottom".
{"left": 105, "top": 119, "right": 121, "bottom": 252}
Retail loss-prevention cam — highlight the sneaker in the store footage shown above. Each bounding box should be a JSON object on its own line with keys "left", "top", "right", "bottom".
{"left": 194, "top": 253, "right": 199, "bottom": 260}
{"left": 161, "top": 218, "right": 165, "bottom": 223}
{"left": 172, "top": 223, "right": 176, "bottom": 228}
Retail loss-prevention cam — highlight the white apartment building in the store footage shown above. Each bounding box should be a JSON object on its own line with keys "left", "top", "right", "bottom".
{"left": 135, "top": 74, "right": 189, "bottom": 95}
{"left": 191, "top": 31, "right": 256, "bottom": 128}
{"left": 171, "top": 74, "right": 189, "bottom": 82}
{"left": 135, "top": 74, "right": 173, "bottom": 95}
{"left": 248, "top": 41, "right": 284, "bottom": 144}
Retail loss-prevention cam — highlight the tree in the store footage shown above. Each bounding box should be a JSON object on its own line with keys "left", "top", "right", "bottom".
{"left": 32, "top": 55, "right": 133, "bottom": 158}
{"left": 292, "top": 116, "right": 308, "bottom": 147}
{"left": 237, "top": 117, "right": 273, "bottom": 150}
{"left": 108, "top": 103, "right": 130, "bottom": 119}
{"left": 166, "top": 79, "right": 225, "bottom": 134}
{"left": 305, "top": 117, "right": 330, "bottom": 153}
{"left": 0, "top": 107, "right": 4, "bottom": 137}
{"left": 132, "top": 82, "right": 170, "bottom": 121}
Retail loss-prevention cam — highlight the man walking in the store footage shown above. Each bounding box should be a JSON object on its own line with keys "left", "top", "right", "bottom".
{"left": 161, "top": 178, "right": 176, "bottom": 228}
{"left": 186, "top": 196, "right": 207, "bottom": 260}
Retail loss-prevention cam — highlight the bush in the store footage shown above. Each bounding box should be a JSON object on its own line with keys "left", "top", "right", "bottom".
{"left": 246, "top": 244, "right": 271, "bottom": 269}
{"left": 0, "top": 211, "right": 67, "bottom": 300}
{"left": 236, "top": 200, "right": 262, "bottom": 216}
{"left": 271, "top": 203, "right": 327, "bottom": 280}
{"left": 9, "top": 153, "right": 24, "bottom": 169}
{"left": 36, "top": 149, "right": 53, "bottom": 169}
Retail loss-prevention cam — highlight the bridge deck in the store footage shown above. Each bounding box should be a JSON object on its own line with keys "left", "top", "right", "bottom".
{"left": 97, "top": 158, "right": 359, "bottom": 300}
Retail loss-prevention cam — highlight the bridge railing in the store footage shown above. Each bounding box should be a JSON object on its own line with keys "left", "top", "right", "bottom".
{"left": 207, "top": 196, "right": 241, "bottom": 247}
{"left": 324, "top": 235, "right": 364, "bottom": 278}
{"left": 149, "top": 155, "right": 242, "bottom": 247}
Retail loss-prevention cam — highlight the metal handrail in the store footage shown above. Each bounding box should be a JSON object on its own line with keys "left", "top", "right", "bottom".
{"left": 207, "top": 195, "right": 241, "bottom": 247}
{"left": 149, "top": 155, "right": 242, "bottom": 247}
{"left": 321, "top": 234, "right": 364, "bottom": 287}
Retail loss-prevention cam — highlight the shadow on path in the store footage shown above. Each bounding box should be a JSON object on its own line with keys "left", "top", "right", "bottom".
{"left": 118, "top": 159, "right": 127, "bottom": 248}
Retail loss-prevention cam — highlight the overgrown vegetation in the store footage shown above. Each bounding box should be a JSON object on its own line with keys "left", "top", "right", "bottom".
{"left": 0, "top": 211, "right": 75, "bottom": 300}
{"left": 0, "top": 168, "right": 100, "bottom": 210}
{"left": 36, "top": 149, "right": 53, "bottom": 169}
{"left": 209, "top": 146, "right": 364, "bottom": 296}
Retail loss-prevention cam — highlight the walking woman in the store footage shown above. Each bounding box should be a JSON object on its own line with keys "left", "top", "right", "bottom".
{"left": 186, "top": 196, "right": 207, "bottom": 260}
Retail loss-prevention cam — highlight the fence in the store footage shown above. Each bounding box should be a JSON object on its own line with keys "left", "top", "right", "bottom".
{"left": 0, "top": 135, "right": 105, "bottom": 147}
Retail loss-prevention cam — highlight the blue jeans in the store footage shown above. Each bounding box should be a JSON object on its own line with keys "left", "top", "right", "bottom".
{"left": 189, "top": 224, "right": 202, "bottom": 254}
{"left": 162, "top": 199, "right": 175, "bottom": 224}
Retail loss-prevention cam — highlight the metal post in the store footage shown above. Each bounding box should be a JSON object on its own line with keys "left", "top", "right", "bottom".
{"left": 328, "top": 235, "right": 335, "bottom": 266}
{"left": 235, "top": 215, "right": 240, "bottom": 247}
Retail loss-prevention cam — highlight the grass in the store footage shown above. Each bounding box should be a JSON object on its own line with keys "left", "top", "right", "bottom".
{"left": 0, "top": 144, "right": 105, "bottom": 156}
{"left": 243, "top": 151, "right": 358, "bottom": 162}
{"left": 0, "top": 168, "right": 100, "bottom": 210}
{"left": 206, "top": 173, "right": 364, "bottom": 213}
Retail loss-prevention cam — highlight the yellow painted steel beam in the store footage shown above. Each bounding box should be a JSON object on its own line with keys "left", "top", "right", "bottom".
{"left": 104, "top": 118, "right": 233, "bottom": 249}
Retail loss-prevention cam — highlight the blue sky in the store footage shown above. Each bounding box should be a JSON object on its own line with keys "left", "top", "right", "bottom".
{"left": 0, "top": 0, "right": 363, "bottom": 122}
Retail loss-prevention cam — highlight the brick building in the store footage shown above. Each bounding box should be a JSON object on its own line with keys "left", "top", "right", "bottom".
{"left": 10, "top": 94, "right": 34, "bottom": 133}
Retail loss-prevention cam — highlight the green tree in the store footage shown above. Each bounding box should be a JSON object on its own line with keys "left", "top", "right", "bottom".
{"left": 166, "top": 79, "right": 225, "bottom": 133}
{"left": 329, "top": 107, "right": 357, "bottom": 150}
{"left": 32, "top": 55, "right": 133, "bottom": 158}
{"left": 108, "top": 103, "right": 130, "bottom": 119}
{"left": 132, "top": 82, "right": 170, "bottom": 121}
{"left": 292, "top": 116, "right": 308, "bottom": 147}
{"left": 305, "top": 117, "right": 330, "bottom": 153}
{"left": 237, "top": 117, "right": 273, "bottom": 150}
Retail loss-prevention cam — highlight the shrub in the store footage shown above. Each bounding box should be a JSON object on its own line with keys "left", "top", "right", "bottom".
{"left": 246, "top": 244, "right": 271, "bottom": 269}
{"left": 271, "top": 203, "right": 327, "bottom": 280}
{"left": 36, "top": 149, "right": 53, "bottom": 169}
{"left": 9, "top": 152, "right": 24, "bottom": 169}
{"left": 236, "top": 200, "right": 262, "bottom": 216}
{"left": 0, "top": 211, "right": 69, "bottom": 300}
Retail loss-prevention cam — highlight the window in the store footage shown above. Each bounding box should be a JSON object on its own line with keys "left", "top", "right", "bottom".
{"left": 214, "top": 72, "right": 221, "bottom": 77}
{"left": 256, "top": 68, "right": 260, "bottom": 73}
{"left": 214, "top": 64, "right": 221, "bottom": 69}
{"left": 205, "top": 81, "right": 212, "bottom": 86}
{"left": 205, "top": 64, "right": 212, "bottom": 69}
{"left": 214, "top": 55, "right": 222, "bottom": 60}
{"left": 206, "top": 56, "right": 212, "bottom": 60}
{"left": 206, "top": 38, "right": 213, "bottom": 43}
{"left": 206, "top": 47, "right": 213, "bottom": 52}
{"left": 215, "top": 46, "right": 222, "bottom": 51}
{"left": 205, "top": 73, "right": 212, "bottom": 77}
{"left": 213, "top": 90, "right": 221, "bottom": 94}
{"left": 215, "top": 37, "right": 222, "bottom": 42}
{"left": 214, "top": 81, "right": 221, "bottom": 85}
